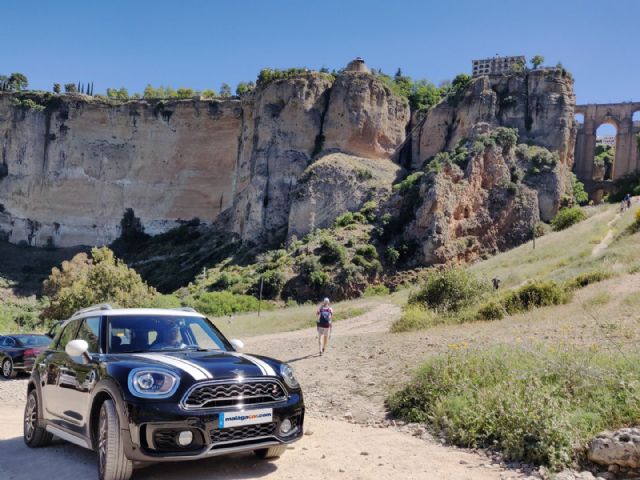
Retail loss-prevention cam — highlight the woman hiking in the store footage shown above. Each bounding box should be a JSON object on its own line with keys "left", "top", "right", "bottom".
{"left": 316, "top": 297, "right": 333, "bottom": 356}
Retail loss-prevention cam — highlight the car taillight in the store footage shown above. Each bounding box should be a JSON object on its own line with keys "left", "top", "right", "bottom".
{"left": 23, "top": 349, "right": 40, "bottom": 358}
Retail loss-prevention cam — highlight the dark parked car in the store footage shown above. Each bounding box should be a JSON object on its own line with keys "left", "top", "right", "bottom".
{"left": 24, "top": 304, "right": 304, "bottom": 480}
{"left": 0, "top": 334, "right": 52, "bottom": 378}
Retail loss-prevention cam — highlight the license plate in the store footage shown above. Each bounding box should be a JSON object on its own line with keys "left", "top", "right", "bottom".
{"left": 218, "top": 408, "right": 273, "bottom": 429}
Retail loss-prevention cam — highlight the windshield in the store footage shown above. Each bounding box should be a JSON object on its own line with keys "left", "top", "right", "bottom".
{"left": 16, "top": 335, "right": 52, "bottom": 347}
{"left": 106, "top": 315, "right": 231, "bottom": 354}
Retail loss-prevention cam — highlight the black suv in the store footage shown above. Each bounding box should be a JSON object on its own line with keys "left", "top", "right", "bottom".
{"left": 24, "top": 305, "right": 304, "bottom": 480}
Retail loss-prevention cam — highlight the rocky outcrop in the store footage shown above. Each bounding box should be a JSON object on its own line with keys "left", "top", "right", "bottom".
{"left": 0, "top": 93, "right": 242, "bottom": 247}
{"left": 287, "top": 152, "right": 403, "bottom": 239}
{"left": 228, "top": 71, "right": 409, "bottom": 244}
{"left": 322, "top": 72, "right": 409, "bottom": 159}
{"left": 403, "top": 133, "right": 540, "bottom": 265}
{"left": 412, "top": 68, "right": 575, "bottom": 220}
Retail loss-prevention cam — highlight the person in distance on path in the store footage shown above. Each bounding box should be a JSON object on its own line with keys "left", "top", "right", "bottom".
{"left": 316, "top": 297, "right": 333, "bottom": 356}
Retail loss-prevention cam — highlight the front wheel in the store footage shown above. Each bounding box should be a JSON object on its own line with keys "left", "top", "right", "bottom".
{"left": 23, "top": 390, "right": 53, "bottom": 447}
{"left": 97, "top": 399, "right": 133, "bottom": 480}
{"left": 254, "top": 445, "right": 287, "bottom": 459}
{"left": 2, "top": 358, "right": 16, "bottom": 379}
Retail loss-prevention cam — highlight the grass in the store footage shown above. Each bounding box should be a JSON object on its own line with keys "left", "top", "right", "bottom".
{"left": 213, "top": 297, "right": 375, "bottom": 338}
{"left": 388, "top": 345, "right": 640, "bottom": 470}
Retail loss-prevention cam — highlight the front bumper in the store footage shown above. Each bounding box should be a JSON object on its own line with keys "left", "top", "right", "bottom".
{"left": 121, "top": 393, "right": 304, "bottom": 462}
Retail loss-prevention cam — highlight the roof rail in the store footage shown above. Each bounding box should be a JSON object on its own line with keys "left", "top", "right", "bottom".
{"left": 173, "top": 307, "right": 197, "bottom": 313}
{"left": 71, "top": 303, "right": 113, "bottom": 318}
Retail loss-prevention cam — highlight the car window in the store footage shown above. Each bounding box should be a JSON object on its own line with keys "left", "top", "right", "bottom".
{"left": 76, "top": 317, "right": 101, "bottom": 353}
{"left": 5, "top": 337, "right": 16, "bottom": 347}
{"left": 55, "top": 321, "right": 82, "bottom": 351}
{"left": 15, "top": 336, "right": 51, "bottom": 347}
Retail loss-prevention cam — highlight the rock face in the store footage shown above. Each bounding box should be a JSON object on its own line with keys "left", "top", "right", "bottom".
{"left": 404, "top": 136, "right": 540, "bottom": 265}
{"left": 0, "top": 69, "right": 409, "bottom": 247}
{"left": 412, "top": 68, "right": 576, "bottom": 221}
{"left": 287, "top": 152, "right": 403, "bottom": 239}
{"left": 228, "top": 71, "right": 409, "bottom": 244}
{"left": 0, "top": 94, "right": 242, "bottom": 246}
{"left": 588, "top": 428, "right": 640, "bottom": 469}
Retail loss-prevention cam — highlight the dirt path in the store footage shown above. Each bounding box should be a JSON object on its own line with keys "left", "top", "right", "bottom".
{"left": 0, "top": 303, "right": 535, "bottom": 479}
{"left": 591, "top": 213, "right": 620, "bottom": 256}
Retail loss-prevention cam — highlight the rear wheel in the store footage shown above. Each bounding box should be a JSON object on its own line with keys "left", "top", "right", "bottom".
{"left": 23, "top": 390, "right": 53, "bottom": 447}
{"left": 2, "top": 358, "right": 16, "bottom": 379}
{"left": 97, "top": 399, "right": 133, "bottom": 480}
{"left": 254, "top": 445, "right": 287, "bottom": 459}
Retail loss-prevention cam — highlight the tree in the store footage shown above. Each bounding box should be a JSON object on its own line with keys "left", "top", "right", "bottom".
{"left": 201, "top": 89, "right": 217, "bottom": 99}
{"left": 52, "top": 83, "right": 61, "bottom": 94}
{"left": 530, "top": 55, "right": 544, "bottom": 69}
{"left": 219, "top": 83, "right": 232, "bottom": 97}
{"left": 64, "top": 83, "right": 77, "bottom": 93}
{"left": 106, "top": 87, "right": 129, "bottom": 101}
{"left": 235, "top": 81, "right": 254, "bottom": 96}
{"left": 8, "top": 73, "right": 28, "bottom": 90}
{"left": 176, "top": 87, "right": 195, "bottom": 98}
{"left": 41, "top": 247, "right": 157, "bottom": 321}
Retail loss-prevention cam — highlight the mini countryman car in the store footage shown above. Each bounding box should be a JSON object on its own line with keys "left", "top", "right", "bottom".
{"left": 24, "top": 305, "right": 304, "bottom": 480}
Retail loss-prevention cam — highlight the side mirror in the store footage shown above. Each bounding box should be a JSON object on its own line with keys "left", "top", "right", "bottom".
{"left": 230, "top": 339, "right": 244, "bottom": 351}
{"left": 65, "top": 339, "right": 91, "bottom": 362}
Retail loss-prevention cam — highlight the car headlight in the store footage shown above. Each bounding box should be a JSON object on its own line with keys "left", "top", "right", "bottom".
{"left": 128, "top": 367, "right": 180, "bottom": 398}
{"left": 280, "top": 363, "right": 299, "bottom": 389}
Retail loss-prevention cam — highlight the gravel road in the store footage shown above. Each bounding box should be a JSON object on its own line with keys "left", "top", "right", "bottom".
{"left": 0, "top": 304, "right": 535, "bottom": 479}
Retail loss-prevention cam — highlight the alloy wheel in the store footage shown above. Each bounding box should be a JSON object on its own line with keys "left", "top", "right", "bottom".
{"left": 24, "top": 394, "right": 37, "bottom": 441}
{"left": 98, "top": 408, "right": 107, "bottom": 477}
{"left": 2, "top": 360, "right": 11, "bottom": 378}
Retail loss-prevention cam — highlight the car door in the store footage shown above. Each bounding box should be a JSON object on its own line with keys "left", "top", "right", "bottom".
{"left": 62, "top": 316, "right": 102, "bottom": 435}
{"left": 41, "top": 319, "right": 82, "bottom": 426}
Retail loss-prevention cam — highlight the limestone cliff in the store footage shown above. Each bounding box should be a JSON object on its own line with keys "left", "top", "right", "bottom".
{"left": 0, "top": 93, "right": 241, "bottom": 247}
{"left": 412, "top": 68, "right": 576, "bottom": 220}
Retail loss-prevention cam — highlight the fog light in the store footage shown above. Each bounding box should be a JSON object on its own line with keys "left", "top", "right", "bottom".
{"left": 177, "top": 430, "right": 193, "bottom": 446}
{"left": 279, "top": 418, "right": 293, "bottom": 435}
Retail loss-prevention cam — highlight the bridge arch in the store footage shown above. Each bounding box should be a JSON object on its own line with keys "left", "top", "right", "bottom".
{"left": 574, "top": 102, "right": 640, "bottom": 196}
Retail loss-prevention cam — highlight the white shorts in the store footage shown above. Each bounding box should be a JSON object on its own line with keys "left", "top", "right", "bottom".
{"left": 317, "top": 326, "right": 331, "bottom": 337}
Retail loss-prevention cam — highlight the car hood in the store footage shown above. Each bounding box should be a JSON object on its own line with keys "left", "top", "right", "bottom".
{"left": 109, "top": 350, "right": 280, "bottom": 381}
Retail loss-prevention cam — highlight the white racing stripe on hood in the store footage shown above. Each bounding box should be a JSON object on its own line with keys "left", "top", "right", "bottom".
{"left": 229, "top": 352, "right": 277, "bottom": 376}
{"left": 132, "top": 353, "right": 213, "bottom": 381}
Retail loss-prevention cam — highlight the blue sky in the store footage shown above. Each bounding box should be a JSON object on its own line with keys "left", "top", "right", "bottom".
{"left": 2, "top": 0, "right": 637, "bottom": 106}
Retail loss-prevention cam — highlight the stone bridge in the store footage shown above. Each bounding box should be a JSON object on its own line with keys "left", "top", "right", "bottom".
{"left": 574, "top": 102, "right": 640, "bottom": 194}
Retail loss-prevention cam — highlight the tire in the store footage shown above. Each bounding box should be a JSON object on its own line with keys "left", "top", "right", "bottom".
{"left": 97, "top": 399, "right": 133, "bottom": 480}
{"left": 23, "top": 390, "right": 53, "bottom": 447}
{"left": 254, "top": 445, "right": 287, "bottom": 459}
{"left": 2, "top": 358, "right": 16, "bottom": 379}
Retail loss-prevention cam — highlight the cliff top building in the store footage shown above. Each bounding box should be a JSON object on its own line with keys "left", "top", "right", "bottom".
{"left": 472, "top": 55, "right": 526, "bottom": 77}
{"left": 345, "top": 57, "right": 370, "bottom": 73}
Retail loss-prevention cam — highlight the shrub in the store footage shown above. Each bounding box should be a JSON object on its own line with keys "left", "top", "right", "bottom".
{"left": 475, "top": 300, "right": 505, "bottom": 321}
{"left": 493, "top": 127, "right": 518, "bottom": 150}
{"left": 189, "top": 291, "right": 266, "bottom": 317}
{"left": 364, "top": 284, "right": 389, "bottom": 297}
{"left": 393, "top": 172, "right": 423, "bottom": 194}
{"left": 390, "top": 306, "right": 439, "bottom": 332}
{"left": 259, "top": 269, "right": 285, "bottom": 299}
{"left": 551, "top": 207, "right": 586, "bottom": 231}
{"left": 385, "top": 246, "right": 400, "bottom": 266}
{"left": 502, "top": 280, "right": 570, "bottom": 314}
{"left": 41, "top": 247, "right": 156, "bottom": 321}
{"left": 335, "top": 212, "right": 355, "bottom": 227}
{"left": 352, "top": 212, "right": 367, "bottom": 223}
{"left": 409, "top": 268, "right": 487, "bottom": 313}
{"left": 309, "top": 269, "right": 330, "bottom": 288}
{"left": 360, "top": 201, "right": 378, "bottom": 222}
{"left": 355, "top": 244, "right": 378, "bottom": 260}
{"left": 145, "top": 294, "right": 182, "bottom": 309}
{"left": 564, "top": 270, "right": 612, "bottom": 291}
{"left": 388, "top": 346, "right": 640, "bottom": 470}
{"left": 319, "top": 236, "right": 347, "bottom": 264}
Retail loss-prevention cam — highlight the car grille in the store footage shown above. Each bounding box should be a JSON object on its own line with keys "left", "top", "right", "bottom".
{"left": 183, "top": 380, "right": 287, "bottom": 409}
{"left": 210, "top": 422, "right": 276, "bottom": 445}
